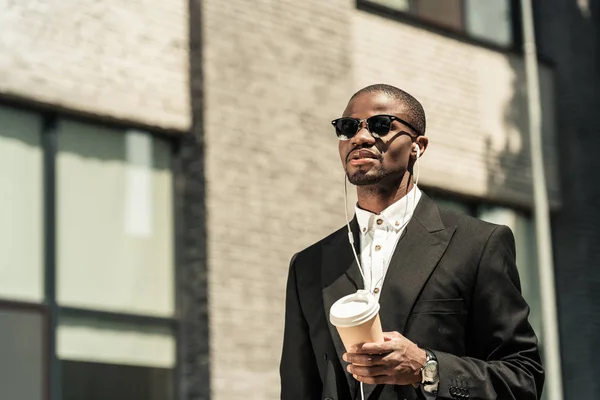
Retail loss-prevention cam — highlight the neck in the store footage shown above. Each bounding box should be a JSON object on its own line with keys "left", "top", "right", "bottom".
{"left": 356, "top": 173, "right": 414, "bottom": 214}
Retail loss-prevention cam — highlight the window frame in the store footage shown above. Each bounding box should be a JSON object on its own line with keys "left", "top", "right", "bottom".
{"left": 356, "top": 0, "right": 523, "bottom": 52}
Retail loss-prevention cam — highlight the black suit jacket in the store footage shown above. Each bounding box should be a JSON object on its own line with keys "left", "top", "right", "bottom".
{"left": 280, "top": 194, "right": 544, "bottom": 400}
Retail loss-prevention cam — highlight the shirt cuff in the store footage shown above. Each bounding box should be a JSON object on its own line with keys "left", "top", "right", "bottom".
{"left": 421, "top": 383, "right": 439, "bottom": 399}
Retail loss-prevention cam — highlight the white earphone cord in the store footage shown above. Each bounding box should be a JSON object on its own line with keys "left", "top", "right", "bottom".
{"left": 344, "top": 176, "right": 366, "bottom": 282}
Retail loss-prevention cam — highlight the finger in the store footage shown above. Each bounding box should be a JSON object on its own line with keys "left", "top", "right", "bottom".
{"left": 354, "top": 341, "right": 394, "bottom": 354}
{"left": 347, "top": 343, "right": 367, "bottom": 353}
{"left": 354, "top": 374, "right": 392, "bottom": 385}
{"left": 347, "top": 364, "right": 390, "bottom": 377}
{"left": 343, "top": 353, "right": 387, "bottom": 366}
{"left": 382, "top": 331, "right": 403, "bottom": 340}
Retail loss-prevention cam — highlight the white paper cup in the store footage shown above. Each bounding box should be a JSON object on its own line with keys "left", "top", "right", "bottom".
{"left": 329, "top": 290, "right": 384, "bottom": 353}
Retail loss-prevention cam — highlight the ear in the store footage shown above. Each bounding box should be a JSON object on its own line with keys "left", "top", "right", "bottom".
{"left": 413, "top": 136, "right": 429, "bottom": 158}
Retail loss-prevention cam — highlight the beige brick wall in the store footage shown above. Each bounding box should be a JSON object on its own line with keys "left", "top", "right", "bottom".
{"left": 204, "top": 3, "right": 559, "bottom": 400}
{"left": 352, "top": 10, "right": 559, "bottom": 208}
{"left": 202, "top": 0, "right": 354, "bottom": 398}
{"left": 0, "top": 0, "right": 190, "bottom": 131}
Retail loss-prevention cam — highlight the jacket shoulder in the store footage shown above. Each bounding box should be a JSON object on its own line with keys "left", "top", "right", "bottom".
{"left": 437, "top": 206, "right": 510, "bottom": 239}
{"left": 292, "top": 225, "right": 346, "bottom": 265}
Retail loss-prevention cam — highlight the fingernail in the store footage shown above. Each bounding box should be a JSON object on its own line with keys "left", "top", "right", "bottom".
{"left": 342, "top": 353, "right": 348, "bottom": 362}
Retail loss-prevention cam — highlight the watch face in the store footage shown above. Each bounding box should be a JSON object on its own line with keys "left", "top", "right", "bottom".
{"left": 422, "top": 361, "right": 439, "bottom": 382}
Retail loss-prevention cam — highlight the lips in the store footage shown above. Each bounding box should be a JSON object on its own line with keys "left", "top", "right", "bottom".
{"left": 348, "top": 149, "right": 378, "bottom": 162}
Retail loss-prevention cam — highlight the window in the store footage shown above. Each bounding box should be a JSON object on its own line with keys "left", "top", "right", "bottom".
{"left": 53, "top": 119, "right": 177, "bottom": 398}
{"left": 56, "top": 121, "right": 174, "bottom": 317}
{"left": 0, "top": 105, "right": 178, "bottom": 400}
{"left": 0, "top": 303, "right": 47, "bottom": 400}
{"left": 58, "top": 316, "right": 175, "bottom": 400}
{"left": 61, "top": 360, "right": 173, "bottom": 400}
{"left": 0, "top": 106, "right": 44, "bottom": 302}
{"left": 57, "top": 317, "right": 175, "bottom": 368}
{"left": 362, "top": 0, "right": 514, "bottom": 47}
{"left": 416, "top": 0, "right": 463, "bottom": 30}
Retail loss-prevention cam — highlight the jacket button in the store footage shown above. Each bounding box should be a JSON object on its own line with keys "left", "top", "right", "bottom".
{"left": 449, "top": 386, "right": 457, "bottom": 396}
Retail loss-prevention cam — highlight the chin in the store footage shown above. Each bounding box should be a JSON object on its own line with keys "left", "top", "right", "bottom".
{"left": 347, "top": 172, "right": 384, "bottom": 186}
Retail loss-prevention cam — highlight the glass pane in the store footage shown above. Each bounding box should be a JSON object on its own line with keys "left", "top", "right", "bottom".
{"left": 369, "top": 0, "right": 409, "bottom": 11}
{"left": 465, "top": 0, "right": 512, "bottom": 46}
{"left": 0, "top": 106, "right": 44, "bottom": 302}
{"left": 57, "top": 317, "right": 175, "bottom": 368}
{"left": 417, "top": 0, "right": 463, "bottom": 30}
{"left": 0, "top": 307, "right": 45, "bottom": 400}
{"left": 62, "top": 360, "right": 173, "bottom": 400}
{"left": 57, "top": 121, "right": 174, "bottom": 316}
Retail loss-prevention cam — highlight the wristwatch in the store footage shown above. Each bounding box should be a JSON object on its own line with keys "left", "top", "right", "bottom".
{"left": 421, "top": 349, "right": 439, "bottom": 393}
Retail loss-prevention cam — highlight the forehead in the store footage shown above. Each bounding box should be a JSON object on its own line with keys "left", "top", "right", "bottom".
{"left": 343, "top": 91, "right": 404, "bottom": 118}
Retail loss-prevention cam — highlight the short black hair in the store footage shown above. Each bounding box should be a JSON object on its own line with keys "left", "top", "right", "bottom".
{"left": 349, "top": 84, "right": 426, "bottom": 136}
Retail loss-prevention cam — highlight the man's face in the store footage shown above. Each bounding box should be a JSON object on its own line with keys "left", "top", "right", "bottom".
{"left": 338, "top": 92, "right": 420, "bottom": 186}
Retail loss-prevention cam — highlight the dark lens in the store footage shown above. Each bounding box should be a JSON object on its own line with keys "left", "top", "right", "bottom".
{"left": 334, "top": 118, "right": 359, "bottom": 140}
{"left": 368, "top": 116, "right": 392, "bottom": 137}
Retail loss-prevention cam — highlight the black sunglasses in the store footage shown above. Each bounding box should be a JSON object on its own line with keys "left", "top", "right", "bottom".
{"left": 331, "top": 114, "right": 421, "bottom": 140}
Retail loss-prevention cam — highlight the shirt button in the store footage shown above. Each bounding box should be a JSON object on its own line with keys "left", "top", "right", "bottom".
{"left": 373, "top": 288, "right": 380, "bottom": 294}
{"left": 362, "top": 227, "right": 366, "bottom": 233}
{"left": 375, "top": 245, "right": 381, "bottom": 251}
{"left": 395, "top": 221, "right": 400, "bottom": 226}
{"left": 376, "top": 218, "right": 383, "bottom": 225}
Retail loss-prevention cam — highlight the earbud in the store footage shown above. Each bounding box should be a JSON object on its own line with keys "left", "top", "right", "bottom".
{"left": 413, "top": 144, "right": 421, "bottom": 158}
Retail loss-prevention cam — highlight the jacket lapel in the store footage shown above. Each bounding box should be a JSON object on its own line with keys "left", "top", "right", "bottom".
{"left": 363, "top": 194, "right": 456, "bottom": 400}
{"left": 322, "top": 219, "right": 363, "bottom": 396}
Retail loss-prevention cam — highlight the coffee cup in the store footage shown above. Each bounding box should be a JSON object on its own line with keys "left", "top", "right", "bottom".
{"left": 329, "top": 290, "right": 384, "bottom": 352}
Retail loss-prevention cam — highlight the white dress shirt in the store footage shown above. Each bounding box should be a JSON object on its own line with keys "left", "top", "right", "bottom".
{"left": 354, "top": 185, "right": 422, "bottom": 299}
{"left": 355, "top": 185, "right": 437, "bottom": 397}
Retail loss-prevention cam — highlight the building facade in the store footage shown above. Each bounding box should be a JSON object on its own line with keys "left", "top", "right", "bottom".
{"left": 0, "top": 0, "right": 598, "bottom": 399}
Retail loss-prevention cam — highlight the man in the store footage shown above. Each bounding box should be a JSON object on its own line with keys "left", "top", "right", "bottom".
{"left": 280, "top": 84, "right": 544, "bottom": 400}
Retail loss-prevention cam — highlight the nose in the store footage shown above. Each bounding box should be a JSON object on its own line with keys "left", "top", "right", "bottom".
{"left": 351, "top": 121, "right": 376, "bottom": 147}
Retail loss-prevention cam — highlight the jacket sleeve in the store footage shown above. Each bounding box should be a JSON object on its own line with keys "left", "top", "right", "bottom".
{"left": 280, "top": 254, "right": 322, "bottom": 400}
{"left": 433, "top": 225, "right": 545, "bottom": 399}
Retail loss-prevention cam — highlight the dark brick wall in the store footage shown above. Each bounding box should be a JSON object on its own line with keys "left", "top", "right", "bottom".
{"left": 536, "top": 1, "right": 600, "bottom": 398}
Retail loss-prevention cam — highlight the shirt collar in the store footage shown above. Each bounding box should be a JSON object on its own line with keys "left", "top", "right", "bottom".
{"left": 355, "top": 185, "right": 422, "bottom": 235}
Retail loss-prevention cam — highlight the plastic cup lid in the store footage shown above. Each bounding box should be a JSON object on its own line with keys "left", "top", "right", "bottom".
{"left": 329, "top": 290, "right": 380, "bottom": 328}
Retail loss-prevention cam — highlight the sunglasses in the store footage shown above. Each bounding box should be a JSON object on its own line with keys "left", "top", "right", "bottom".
{"left": 331, "top": 114, "right": 421, "bottom": 140}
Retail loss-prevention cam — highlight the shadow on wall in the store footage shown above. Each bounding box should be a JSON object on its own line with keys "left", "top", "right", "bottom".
{"left": 484, "top": 58, "right": 529, "bottom": 208}
{"left": 484, "top": 55, "right": 559, "bottom": 210}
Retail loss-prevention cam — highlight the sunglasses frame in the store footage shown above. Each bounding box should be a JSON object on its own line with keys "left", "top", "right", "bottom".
{"left": 331, "top": 114, "right": 422, "bottom": 140}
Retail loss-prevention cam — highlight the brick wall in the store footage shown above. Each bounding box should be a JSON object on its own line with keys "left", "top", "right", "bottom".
{"left": 202, "top": 0, "right": 353, "bottom": 398}
{"left": 0, "top": 0, "right": 190, "bottom": 131}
